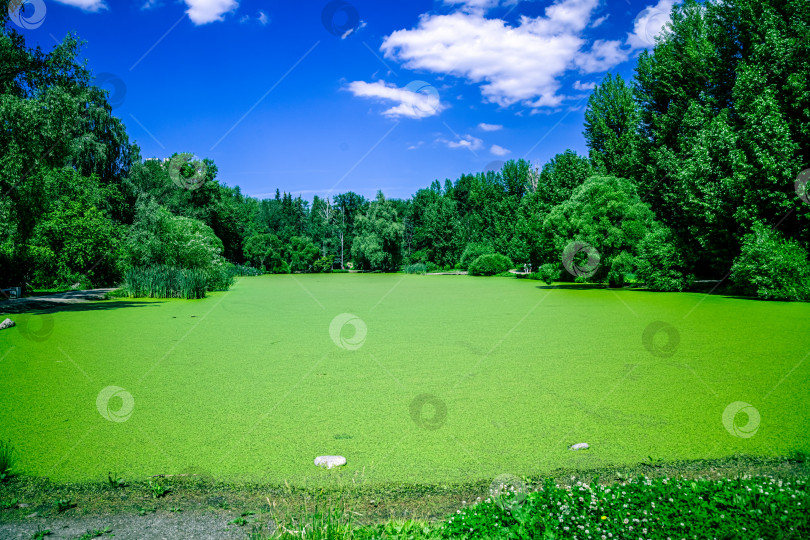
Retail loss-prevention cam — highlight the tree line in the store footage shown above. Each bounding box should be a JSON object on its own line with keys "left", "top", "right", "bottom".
{"left": 1, "top": 0, "right": 808, "bottom": 300}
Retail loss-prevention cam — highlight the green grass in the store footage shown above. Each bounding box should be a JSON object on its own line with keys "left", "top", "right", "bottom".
{"left": 0, "top": 274, "right": 808, "bottom": 485}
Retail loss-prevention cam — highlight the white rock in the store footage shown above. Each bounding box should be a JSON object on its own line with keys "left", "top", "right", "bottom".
{"left": 0, "top": 318, "right": 15, "bottom": 330}
{"left": 569, "top": 443, "right": 589, "bottom": 451}
{"left": 314, "top": 455, "right": 346, "bottom": 469}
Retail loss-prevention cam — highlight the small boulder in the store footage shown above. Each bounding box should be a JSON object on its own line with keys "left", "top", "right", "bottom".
{"left": 569, "top": 443, "right": 589, "bottom": 451}
{"left": 0, "top": 318, "right": 15, "bottom": 330}
{"left": 314, "top": 455, "right": 346, "bottom": 469}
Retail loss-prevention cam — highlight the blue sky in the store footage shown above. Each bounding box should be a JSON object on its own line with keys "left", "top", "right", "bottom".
{"left": 11, "top": 0, "right": 678, "bottom": 200}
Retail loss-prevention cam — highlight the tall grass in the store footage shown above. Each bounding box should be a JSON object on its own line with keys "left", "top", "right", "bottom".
{"left": 229, "top": 264, "right": 262, "bottom": 277}
{"left": 122, "top": 266, "right": 210, "bottom": 299}
{"left": 0, "top": 440, "right": 15, "bottom": 481}
{"left": 404, "top": 263, "right": 427, "bottom": 275}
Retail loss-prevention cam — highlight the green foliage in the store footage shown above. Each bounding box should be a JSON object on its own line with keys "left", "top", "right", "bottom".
{"left": 269, "top": 260, "right": 291, "bottom": 274}
{"left": 584, "top": 73, "right": 640, "bottom": 179}
{"left": 230, "top": 264, "right": 262, "bottom": 277}
{"left": 125, "top": 197, "right": 225, "bottom": 271}
{"left": 148, "top": 479, "right": 170, "bottom": 498}
{"left": 634, "top": 0, "right": 810, "bottom": 276}
{"left": 122, "top": 265, "right": 211, "bottom": 299}
{"left": 30, "top": 527, "right": 52, "bottom": 539}
{"left": 55, "top": 498, "right": 75, "bottom": 512}
{"left": 537, "top": 263, "right": 560, "bottom": 285}
{"left": 107, "top": 471, "right": 126, "bottom": 488}
{"left": 606, "top": 251, "right": 636, "bottom": 287}
{"left": 352, "top": 192, "right": 404, "bottom": 271}
{"left": 541, "top": 176, "right": 668, "bottom": 285}
{"left": 404, "top": 263, "right": 427, "bottom": 275}
{"left": 243, "top": 233, "right": 283, "bottom": 271}
{"left": 636, "top": 227, "right": 693, "bottom": 291}
{"left": 468, "top": 253, "right": 513, "bottom": 276}
{"left": 313, "top": 257, "right": 333, "bottom": 273}
{"left": 442, "top": 476, "right": 810, "bottom": 539}
{"left": 0, "top": 440, "right": 15, "bottom": 481}
{"left": 731, "top": 223, "right": 810, "bottom": 301}
{"left": 74, "top": 528, "right": 112, "bottom": 539}
{"left": 458, "top": 242, "right": 493, "bottom": 270}
{"left": 287, "top": 236, "right": 319, "bottom": 272}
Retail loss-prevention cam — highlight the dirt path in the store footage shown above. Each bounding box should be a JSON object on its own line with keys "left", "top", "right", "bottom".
{"left": 0, "top": 289, "right": 117, "bottom": 314}
{"left": 0, "top": 512, "right": 255, "bottom": 539}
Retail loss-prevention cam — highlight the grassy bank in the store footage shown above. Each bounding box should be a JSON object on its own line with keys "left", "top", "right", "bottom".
{"left": 1, "top": 456, "right": 808, "bottom": 538}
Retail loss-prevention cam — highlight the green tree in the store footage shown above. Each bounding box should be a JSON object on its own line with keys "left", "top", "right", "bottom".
{"left": 584, "top": 73, "right": 640, "bottom": 179}
{"left": 541, "top": 176, "right": 670, "bottom": 286}
{"left": 286, "top": 236, "right": 319, "bottom": 272}
{"left": 351, "top": 191, "right": 404, "bottom": 271}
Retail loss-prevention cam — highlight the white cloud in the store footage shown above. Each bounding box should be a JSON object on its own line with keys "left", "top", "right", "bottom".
{"left": 591, "top": 14, "right": 608, "bottom": 28}
{"left": 258, "top": 10, "right": 268, "bottom": 25}
{"left": 184, "top": 0, "right": 238, "bottom": 25}
{"left": 573, "top": 80, "right": 596, "bottom": 90}
{"left": 53, "top": 0, "right": 107, "bottom": 11}
{"left": 381, "top": 0, "right": 626, "bottom": 109}
{"left": 442, "top": 0, "right": 520, "bottom": 13}
{"left": 341, "top": 20, "right": 367, "bottom": 39}
{"left": 141, "top": 0, "right": 161, "bottom": 10}
{"left": 575, "top": 39, "right": 628, "bottom": 73}
{"left": 627, "top": 0, "right": 679, "bottom": 49}
{"left": 345, "top": 80, "right": 445, "bottom": 119}
{"left": 439, "top": 134, "right": 484, "bottom": 150}
{"left": 478, "top": 122, "right": 503, "bottom": 131}
{"left": 490, "top": 144, "right": 510, "bottom": 156}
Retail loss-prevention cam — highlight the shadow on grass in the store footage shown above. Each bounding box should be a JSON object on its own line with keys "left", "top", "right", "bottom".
{"left": 532, "top": 281, "right": 768, "bottom": 302}
{"left": 0, "top": 299, "right": 163, "bottom": 316}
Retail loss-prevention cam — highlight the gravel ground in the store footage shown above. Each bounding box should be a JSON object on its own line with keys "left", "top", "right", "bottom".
{"left": 0, "top": 512, "right": 265, "bottom": 539}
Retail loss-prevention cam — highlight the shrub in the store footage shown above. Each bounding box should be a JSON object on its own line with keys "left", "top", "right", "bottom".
{"left": 312, "top": 257, "right": 333, "bottom": 273}
{"left": 458, "top": 242, "right": 493, "bottom": 270}
{"left": 205, "top": 262, "right": 235, "bottom": 291}
{"left": 425, "top": 261, "right": 440, "bottom": 273}
{"left": 730, "top": 223, "right": 810, "bottom": 301}
{"left": 468, "top": 253, "right": 513, "bottom": 276}
{"left": 404, "top": 263, "right": 427, "bottom": 275}
{"left": 537, "top": 263, "right": 560, "bottom": 285}
{"left": 229, "top": 264, "right": 262, "bottom": 277}
{"left": 268, "top": 260, "right": 291, "bottom": 274}
{"left": 607, "top": 250, "right": 636, "bottom": 287}
{"left": 636, "top": 226, "right": 693, "bottom": 291}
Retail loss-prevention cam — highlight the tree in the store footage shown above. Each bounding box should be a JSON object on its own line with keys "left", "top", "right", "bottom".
{"left": 286, "top": 236, "right": 319, "bottom": 272}
{"left": 540, "top": 176, "right": 672, "bottom": 286}
{"left": 584, "top": 73, "right": 640, "bottom": 180}
{"left": 243, "top": 233, "right": 283, "bottom": 271}
{"left": 633, "top": 0, "right": 810, "bottom": 277}
{"left": 351, "top": 191, "right": 404, "bottom": 271}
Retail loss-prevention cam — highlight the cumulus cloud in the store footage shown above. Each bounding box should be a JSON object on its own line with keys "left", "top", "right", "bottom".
{"left": 257, "top": 10, "right": 268, "bottom": 25}
{"left": 381, "top": 0, "right": 626, "bottom": 109}
{"left": 53, "top": 0, "right": 107, "bottom": 11}
{"left": 184, "top": 0, "right": 238, "bottom": 25}
{"left": 626, "top": 0, "right": 679, "bottom": 49}
{"left": 345, "top": 80, "right": 444, "bottom": 119}
{"left": 573, "top": 80, "right": 596, "bottom": 91}
{"left": 490, "top": 144, "right": 510, "bottom": 156}
{"left": 575, "top": 39, "right": 628, "bottom": 72}
{"left": 439, "top": 134, "right": 484, "bottom": 151}
{"left": 478, "top": 123, "right": 503, "bottom": 131}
